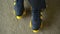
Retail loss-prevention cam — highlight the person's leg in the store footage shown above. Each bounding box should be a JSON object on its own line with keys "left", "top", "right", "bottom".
{"left": 14, "top": 0, "right": 24, "bottom": 19}
{"left": 29, "top": 0, "right": 46, "bottom": 32}
{"left": 29, "top": 0, "right": 42, "bottom": 32}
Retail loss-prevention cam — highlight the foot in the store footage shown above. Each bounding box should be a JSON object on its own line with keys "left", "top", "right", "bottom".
{"left": 29, "top": 19, "right": 43, "bottom": 33}
{"left": 13, "top": 10, "right": 26, "bottom": 19}
{"left": 29, "top": 20, "right": 39, "bottom": 33}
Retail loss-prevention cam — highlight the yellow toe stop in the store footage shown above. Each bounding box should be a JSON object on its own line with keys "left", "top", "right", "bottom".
{"left": 32, "top": 30, "right": 39, "bottom": 33}
{"left": 16, "top": 16, "right": 22, "bottom": 19}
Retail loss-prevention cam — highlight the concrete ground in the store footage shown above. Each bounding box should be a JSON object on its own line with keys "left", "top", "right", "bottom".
{"left": 0, "top": 0, "right": 60, "bottom": 34}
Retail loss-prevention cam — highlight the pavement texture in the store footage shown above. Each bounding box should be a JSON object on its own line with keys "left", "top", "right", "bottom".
{"left": 0, "top": 0, "right": 60, "bottom": 34}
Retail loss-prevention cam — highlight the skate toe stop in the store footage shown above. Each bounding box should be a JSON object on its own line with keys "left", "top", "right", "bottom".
{"left": 16, "top": 16, "right": 22, "bottom": 19}
{"left": 32, "top": 30, "right": 39, "bottom": 33}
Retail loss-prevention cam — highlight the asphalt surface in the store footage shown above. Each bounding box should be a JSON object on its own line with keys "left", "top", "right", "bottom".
{"left": 0, "top": 0, "right": 60, "bottom": 34}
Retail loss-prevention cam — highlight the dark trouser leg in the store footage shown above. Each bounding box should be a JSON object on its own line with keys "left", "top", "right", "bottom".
{"left": 14, "top": 0, "right": 24, "bottom": 16}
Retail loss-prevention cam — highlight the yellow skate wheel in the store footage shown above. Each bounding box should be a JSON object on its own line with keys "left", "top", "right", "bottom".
{"left": 14, "top": 1, "right": 16, "bottom": 6}
{"left": 40, "top": 16, "right": 43, "bottom": 20}
{"left": 14, "top": 0, "right": 16, "bottom": 1}
{"left": 41, "top": 12, "right": 43, "bottom": 15}
{"left": 32, "top": 30, "right": 39, "bottom": 33}
{"left": 30, "top": 21, "right": 32, "bottom": 28}
{"left": 16, "top": 16, "right": 22, "bottom": 19}
{"left": 40, "top": 12, "right": 43, "bottom": 19}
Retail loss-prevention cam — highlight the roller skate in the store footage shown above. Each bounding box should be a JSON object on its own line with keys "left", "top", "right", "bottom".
{"left": 13, "top": 10, "right": 26, "bottom": 19}
{"left": 30, "top": 16, "right": 43, "bottom": 33}
{"left": 29, "top": 12, "right": 43, "bottom": 33}
{"left": 30, "top": 20, "right": 39, "bottom": 33}
{"left": 30, "top": 18, "right": 43, "bottom": 33}
{"left": 13, "top": 0, "right": 26, "bottom": 19}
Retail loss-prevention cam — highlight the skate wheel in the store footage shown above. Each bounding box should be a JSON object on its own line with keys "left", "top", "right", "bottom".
{"left": 32, "top": 30, "right": 39, "bottom": 33}
{"left": 40, "top": 16, "right": 43, "bottom": 20}
{"left": 40, "top": 12, "right": 43, "bottom": 20}
{"left": 29, "top": 20, "right": 32, "bottom": 28}
{"left": 14, "top": 0, "right": 16, "bottom": 1}
{"left": 14, "top": 2, "right": 16, "bottom": 6}
{"left": 16, "top": 16, "right": 22, "bottom": 19}
{"left": 41, "top": 12, "right": 43, "bottom": 15}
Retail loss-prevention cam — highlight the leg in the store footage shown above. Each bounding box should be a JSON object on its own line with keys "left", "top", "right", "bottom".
{"left": 29, "top": 0, "right": 42, "bottom": 32}
{"left": 30, "top": 0, "right": 41, "bottom": 30}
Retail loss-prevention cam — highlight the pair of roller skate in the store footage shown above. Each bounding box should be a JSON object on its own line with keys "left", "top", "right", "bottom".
{"left": 14, "top": 0, "right": 43, "bottom": 33}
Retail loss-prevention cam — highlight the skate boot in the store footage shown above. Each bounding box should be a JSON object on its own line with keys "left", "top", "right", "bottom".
{"left": 13, "top": 0, "right": 26, "bottom": 19}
